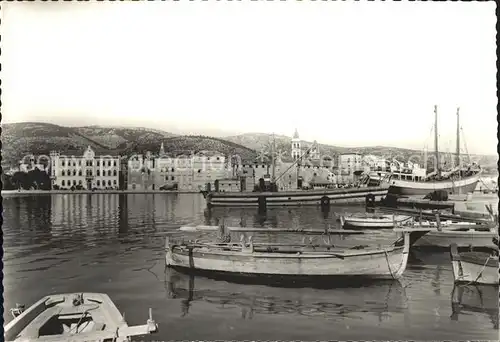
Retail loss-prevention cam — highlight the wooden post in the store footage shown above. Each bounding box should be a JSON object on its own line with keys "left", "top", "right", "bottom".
{"left": 435, "top": 213, "right": 441, "bottom": 231}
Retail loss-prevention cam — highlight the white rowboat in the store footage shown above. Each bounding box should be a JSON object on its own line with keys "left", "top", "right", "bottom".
{"left": 449, "top": 243, "right": 499, "bottom": 285}
{"left": 4, "top": 293, "right": 158, "bottom": 342}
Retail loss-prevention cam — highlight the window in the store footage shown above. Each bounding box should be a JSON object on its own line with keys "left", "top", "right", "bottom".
{"left": 97, "top": 180, "right": 100, "bottom": 186}
{"left": 108, "top": 180, "right": 111, "bottom": 186}
{"left": 97, "top": 161, "right": 100, "bottom": 166}
{"left": 62, "top": 180, "right": 65, "bottom": 186}
{"left": 97, "top": 170, "right": 100, "bottom": 176}
{"left": 113, "top": 161, "right": 117, "bottom": 166}
{"left": 171, "top": 168, "right": 174, "bottom": 172}
{"left": 73, "top": 161, "right": 76, "bottom": 166}
{"left": 73, "top": 180, "right": 76, "bottom": 186}
{"left": 73, "top": 170, "right": 76, "bottom": 176}
{"left": 108, "top": 170, "right": 112, "bottom": 176}
{"left": 78, "top": 170, "right": 82, "bottom": 176}
{"left": 79, "top": 180, "right": 82, "bottom": 185}
{"left": 62, "top": 170, "right": 65, "bottom": 176}
{"left": 171, "top": 176, "right": 175, "bottom": 181}
{"left": 79, "top": 160, "right": 82, "bottom": 166}
{"left": 113, "top": 170, "right": 117, "bottom": 176}
{"left": 113, "top": 180, "right": 117, "bottom": 185}
{"left": 108, "top": 161, "right": 111, "bottom": 167}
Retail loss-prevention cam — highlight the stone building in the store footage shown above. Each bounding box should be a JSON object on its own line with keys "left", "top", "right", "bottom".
{"left": 50, "top": 146, "right": 120, "bottom": 190}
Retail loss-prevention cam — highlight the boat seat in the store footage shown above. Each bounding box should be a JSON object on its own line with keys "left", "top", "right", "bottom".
{"left": 460, "top": 252, "right": 499, "bottom": 268}
{"left": 18, "top": 307, "right": 63, "bottom": 339}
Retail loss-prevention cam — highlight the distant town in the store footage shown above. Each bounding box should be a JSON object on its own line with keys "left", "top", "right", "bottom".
{"left": 2, "top": 128, "right": 497, "bottom": 193}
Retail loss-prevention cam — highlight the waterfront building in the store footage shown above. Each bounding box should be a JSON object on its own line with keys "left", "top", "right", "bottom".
{"left": 127, "top": 144, "right": 232, "bottom": 191}
{"left": 50, "top": 146, "right": 120, "bottom": 190}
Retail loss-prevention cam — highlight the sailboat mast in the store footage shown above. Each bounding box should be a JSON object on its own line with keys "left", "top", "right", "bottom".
{"left": 434, "top": 105, "right": 440, "bottom": 177}
{"left": 455, "top": 107, "right": 460, "bottom": 167}
{"left": 271, "top": 133, "right": 276, "bottom": 182}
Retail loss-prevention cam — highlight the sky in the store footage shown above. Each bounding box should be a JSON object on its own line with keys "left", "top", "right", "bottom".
{"left": 1, "top": 1, "right": 498, "bottom": 155}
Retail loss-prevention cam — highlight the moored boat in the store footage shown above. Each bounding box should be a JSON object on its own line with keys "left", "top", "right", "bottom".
{"left": 411, "top": 225, "right": 498, "bottom": 249}
{"left": 449, "top": 243, "right": 499, "bottom": 285}
{"left": 165, "top": 227, "right": 429, "bottom": 280}
{"left": 377, "top": 106, "right": 482, "bottom": 197}
{"left": 203, "top": 184, "right": 390, "bottom": 208}
{"left": 4, "top": 293, "right": 158, "bottom": 342}
{"left": 343, "top": 214, "right": 412, "bottom": 228}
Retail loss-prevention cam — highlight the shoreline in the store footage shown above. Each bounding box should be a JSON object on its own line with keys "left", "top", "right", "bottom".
{"left": 1, "top": 189, "right": 201, "bottom": 196}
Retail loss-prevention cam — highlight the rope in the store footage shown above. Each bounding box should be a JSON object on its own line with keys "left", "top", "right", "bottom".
{"left": 478, "top": 177, "right": 496, "bottom": 192}
{"left": 462, "top": 255, "right": 493, "bottom": 286}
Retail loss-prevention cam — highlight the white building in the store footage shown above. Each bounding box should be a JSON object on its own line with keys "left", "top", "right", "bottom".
{"left": 50, "top": 146, "right": 120, "bottom": 190}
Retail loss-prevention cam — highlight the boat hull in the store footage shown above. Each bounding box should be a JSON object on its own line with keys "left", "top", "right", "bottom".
{"left": 166, "top": 245, "right": 408, "bottom": 280}
{"left": 450, "top": 244, "right": 499, "bottom": 285}
{"left": 344, "top": 216, "right": 411, "bottom": 228}
{"left": 413, "top": 229, "right": 497, "bottom": 249}
{"left": 205, "top": 185, "right": 389, "bottom": 207}
{"left": 387, "top": 173, "right": 480, "bottom": 197}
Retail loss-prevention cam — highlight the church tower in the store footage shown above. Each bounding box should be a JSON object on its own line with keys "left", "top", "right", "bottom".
{"left": 159, "top": 142, "right": 165, "bottom": 157}
{"left": 291, "top": 128, "right": 301, "bottom": 160}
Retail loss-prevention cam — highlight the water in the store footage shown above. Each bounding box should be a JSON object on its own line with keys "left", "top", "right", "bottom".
{"left": 2, "top": 194, "right": 498, "bottom": 340}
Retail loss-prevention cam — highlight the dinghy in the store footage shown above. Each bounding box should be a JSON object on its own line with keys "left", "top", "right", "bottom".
{"left": 343, "top": 214, "right": 412, "bottom": 228}
{"left": 4, "top": 293, "right": 158, "bottom": 342}
{"left": 449, "top": 243, "right": 499, "bottom": 285}
{"left": 411, "top": 225, "right": 498, "bottom": 249}
{"left": 165, "top": 227, "right": 429, "bottom": 280}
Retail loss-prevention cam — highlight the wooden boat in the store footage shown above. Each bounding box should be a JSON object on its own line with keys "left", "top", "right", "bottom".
{"left": 449, "top": 243, "right": 499, "bottom": 285}
{"left": 4, "top": 293, "right": 158, "bottom": 342}
{"left": 343, "top": 214, "right": 412, "bottom": 228}
{"left": 411, "top": 225, "right": 498, "bottom": 249}
{"left": 450, "top": 284, "right": 499, "bottom": 329}
{"left": 178, "top": 225, "right": 364, "bottom": 235}
{"left": 202, "top": 185, "right": 390, "bottom": 208}
{"left": 380, "top": 106, "right": 482, "bottom": 197}
{"left": 165, "top": 227, "right": 429, "bottom": 280}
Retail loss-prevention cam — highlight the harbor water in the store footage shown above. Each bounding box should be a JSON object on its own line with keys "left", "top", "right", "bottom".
{"left": 2, "top": 193, "right": 499, "bottom": 340}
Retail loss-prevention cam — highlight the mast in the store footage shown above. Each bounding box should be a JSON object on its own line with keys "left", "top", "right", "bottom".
{"left": 455, "top": 107, "right": 460, "bottom": 167}
{"left": 434, "top": 105, "right": 440, "bottom": 177}
{"left": 271, "top": 133, "right": 276, "bottom": 182}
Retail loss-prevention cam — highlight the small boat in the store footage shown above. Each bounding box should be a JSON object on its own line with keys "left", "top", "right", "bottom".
{"left": 411, "top": 225, "right": 498, "bottom": 249}
{"left": 343, "top": 214, "right": 412, "bottom": 228}
{"left": 4, "top": 293, "right": 158, "bottom": 342}
{"left": 449, "top": 243, "right": 499, "bottom": 285}
{"left": 165, "top": 227, "right": 429, "bottom": 280}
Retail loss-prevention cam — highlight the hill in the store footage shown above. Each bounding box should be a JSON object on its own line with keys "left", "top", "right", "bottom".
{"left": 224, "top": 133, "right": 498, "bottom": 168}
{"left": 1, "top": 123, "right": 256, "bottom": 168}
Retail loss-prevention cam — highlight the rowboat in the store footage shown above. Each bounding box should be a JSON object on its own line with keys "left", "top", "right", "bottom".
{"left": 411, "top": 225, "right": 498, "bottom": 249}
{"left": 4, "top": 293, "right": 158, "bottom": 342}
{"left": 343, "top": 214, "right": 412, "bottom": 228}
{"left": 449, "top": 243, "right": 499, "bottom": 285}
{"left": 165, "top": 227, "right": 429, "bottom": 280}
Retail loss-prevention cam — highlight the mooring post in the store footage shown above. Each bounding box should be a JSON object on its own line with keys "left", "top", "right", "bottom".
{"left": 435, "top": 213, "right": 441, "bottom": 231}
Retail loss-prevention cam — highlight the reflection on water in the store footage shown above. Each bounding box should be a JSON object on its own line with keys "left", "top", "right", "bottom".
{"left": 451, "top": 284, "right": 499, "bottom": 330}
{"left": 165, "top": 268, "right": 409, "bottom": 322}
{"left": 2, "top": 194, "right": 499, "bottom": 341}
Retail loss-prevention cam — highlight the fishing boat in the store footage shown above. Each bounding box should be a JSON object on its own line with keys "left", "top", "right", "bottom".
{"left": 449, "top": 243, "right": 499, "bottom": 285}
{"left": 201, "top": 135, "right": 390, "bottom": 208}
{"left": 165, "top": 226, "right": 429, "bottom": 280}
{"left": 343, "top": 214, "right": 412, "bottom": 228}
{"left": 4, "top": 293, "right": 158, "bottom": 342}
{"left": 375, "top": 106, "right": 482, "bottom": 197}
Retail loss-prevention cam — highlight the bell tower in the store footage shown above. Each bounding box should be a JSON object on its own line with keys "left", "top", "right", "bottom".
{"left": 291, "top": 128, "right": 301, "bottom": 160}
